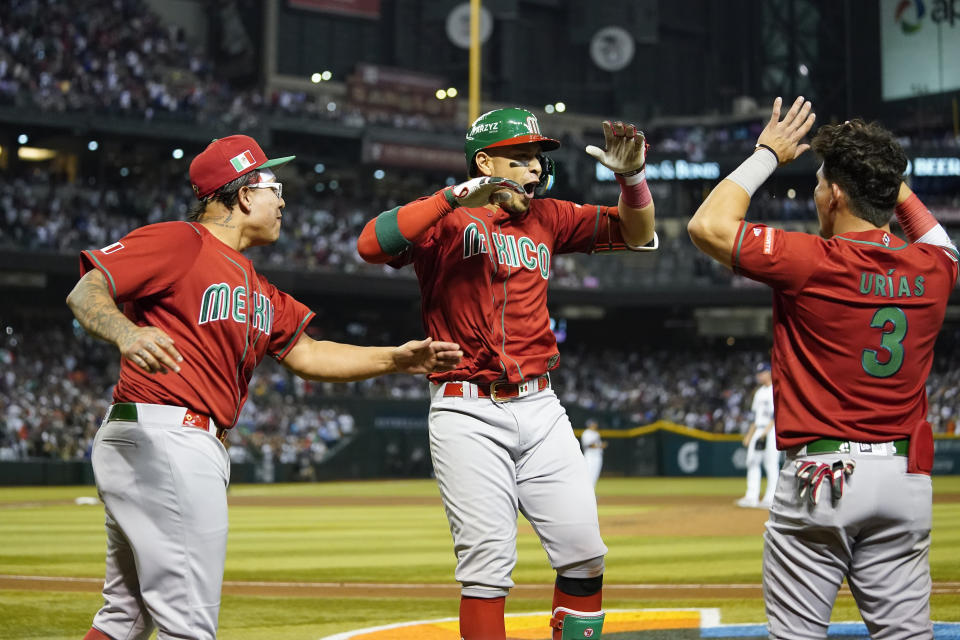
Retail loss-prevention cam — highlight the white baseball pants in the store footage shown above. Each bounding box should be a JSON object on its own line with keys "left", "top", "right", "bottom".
{"left": 428, "top": 384, "right": 607, "bottom": 599}
{"left": 763, "top": 449, "right": 932, "bottom": 639}
{"left": 90, "top": 404, "right": 230, "bottom": 640}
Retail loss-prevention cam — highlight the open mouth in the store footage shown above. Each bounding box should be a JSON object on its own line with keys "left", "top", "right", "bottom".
{"left": 523, "top": 181, "right": 537, "bottom": 196}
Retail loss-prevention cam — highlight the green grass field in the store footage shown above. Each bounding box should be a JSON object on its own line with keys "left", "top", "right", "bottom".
{"left": 0, "top": 476, "right": 958, "bottom": 639}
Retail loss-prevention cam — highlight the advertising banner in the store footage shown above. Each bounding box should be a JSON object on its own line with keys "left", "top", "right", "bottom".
{"left": 880, "top": 0, "right": 960, "bottom": 100}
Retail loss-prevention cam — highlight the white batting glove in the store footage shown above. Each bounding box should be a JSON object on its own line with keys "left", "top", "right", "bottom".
{"left": 448, "top": 177, "right": 525, "bottom": 208}
{"left": 585, "top": 121, "right": 647, "bottom": 174}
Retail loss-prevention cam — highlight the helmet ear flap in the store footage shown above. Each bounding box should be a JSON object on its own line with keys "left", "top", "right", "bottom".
{"left": 535, "top": 154, "right": 555, "bottom": 196}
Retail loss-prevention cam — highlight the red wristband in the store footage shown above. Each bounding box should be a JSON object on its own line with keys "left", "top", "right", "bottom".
{"left": 896, "top": 193, "right": 936, "bottom": 242}
{"left": 615, "top": 170, "right": 652, "bottom": 209}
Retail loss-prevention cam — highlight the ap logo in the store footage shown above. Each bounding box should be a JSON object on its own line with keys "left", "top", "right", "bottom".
{"left": 894, "top": 0, "right": 925, "bottom": 34}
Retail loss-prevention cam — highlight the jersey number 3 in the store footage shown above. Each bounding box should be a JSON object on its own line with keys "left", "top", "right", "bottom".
{"left": 861, "top": 306, "right": 907, "bottom": 378}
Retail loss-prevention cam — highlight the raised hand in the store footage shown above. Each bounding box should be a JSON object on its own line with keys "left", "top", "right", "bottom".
{"left": 585, "top": 120, "right": 647, "bottom": 174}
{"left": 391, "top": 337, "right": 463, "bottom": 374}
{"left": 449, "top": 177, "right": 525, "bottom": 208}
{"left": 756, "top": 96, "right": 816, "bottom": 166}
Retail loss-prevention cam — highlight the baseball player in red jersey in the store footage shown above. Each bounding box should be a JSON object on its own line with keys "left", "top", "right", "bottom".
{"left": 357, "top": 107, "right": 656, "bottom": 640}
{"left": 66, "top": 135, "right": 462, "bottom": 640}
{"left": 688, "top": 97, "right": 958, "bottom": 639}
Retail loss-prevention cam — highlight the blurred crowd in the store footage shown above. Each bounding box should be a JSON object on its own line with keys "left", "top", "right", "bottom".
{"left": 0, "top": 0, "right": 458, "bottom": 134}
{"left": 2, "top": 319, "right": 958, "bottom": 465}
{"left": 0, "top": 167, "right": 833, "bottom": 292}
{"left": 2, "top": 0, "right": 959, "bottom": 477}
{"left": 645, "top": 115, "right": 960, "bottom": 160}
{"left": 3, "top": 0, "right": 957, "bottom": 297}
{"left": 0, "top": 320, "right": 361, "bottom": 468}
{"left": 0, "top": 0, "right": 216, "bottom": 119}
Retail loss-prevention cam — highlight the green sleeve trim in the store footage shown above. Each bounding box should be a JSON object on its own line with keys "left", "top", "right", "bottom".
{"left": 733, "top": 223, "right": 749, "bottom": 271}
{"left": 374, "top": 207, "right": 412, "bottom": 256}
{"left": 273, "top": 310, "right": 315, "bottom": 361}
{"left": 442, "top": 188, "right": 458, "bottom": 210}
{"left": 82, "top": 251, "right": 118, "bottom": 299}
{"left": 835, "top": 236, "right": 908, "bottom": 250}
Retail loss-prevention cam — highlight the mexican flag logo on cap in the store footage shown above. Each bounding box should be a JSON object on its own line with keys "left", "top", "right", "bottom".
{"left": 230, "top": 150, "right": 256, "bottom": 172}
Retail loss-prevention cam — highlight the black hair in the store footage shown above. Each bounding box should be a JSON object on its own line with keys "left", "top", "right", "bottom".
{"left": 810, "top": 120, "right": 908, "bottom": 227}
{"left": 188, "top": 171, "right": 259, "bottom": 221}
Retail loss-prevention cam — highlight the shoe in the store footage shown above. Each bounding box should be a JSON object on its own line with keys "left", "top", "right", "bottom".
{"left": 759, "top": 498, "right": 773, "bottom": 509}
{"left": 736, "top": 497, "right": 758, "bottom": 508}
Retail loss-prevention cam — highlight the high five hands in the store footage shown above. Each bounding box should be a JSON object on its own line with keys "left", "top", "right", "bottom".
{"left": 756, "top": 97, "right": 816, "bottom": 166}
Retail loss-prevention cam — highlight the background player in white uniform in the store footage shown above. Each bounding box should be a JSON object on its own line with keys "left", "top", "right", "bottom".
{"left": 581, "top": 419, "right": 607, "bottom": 487}
{"left": 738, "top": 362, "right": 779, "bottom": 508}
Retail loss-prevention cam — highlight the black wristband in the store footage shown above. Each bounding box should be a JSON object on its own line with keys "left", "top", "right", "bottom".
{"left": 615, "top": 165, "right": 645, "bottom": 177}
{"left": 755, "top": 143, "right": 780, "bottom": 164}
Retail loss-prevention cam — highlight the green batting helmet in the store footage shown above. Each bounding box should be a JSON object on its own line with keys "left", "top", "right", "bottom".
{"left": 464, "top": 107, "right": 561, "bottom": 176}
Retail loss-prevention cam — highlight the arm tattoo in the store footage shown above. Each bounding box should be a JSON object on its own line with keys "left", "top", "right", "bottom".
{"left": 68, "top": 274, "right": 136, "bottom": 347}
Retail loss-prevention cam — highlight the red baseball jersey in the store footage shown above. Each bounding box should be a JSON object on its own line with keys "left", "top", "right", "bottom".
{"left": 80, "top": 221, "right": 314, "bottom": 428}
{"left": 733, "top": 222, "right": 958, "bottom": 470}
{"left": 389, "top": 198, "right": 634, "bottom": 384}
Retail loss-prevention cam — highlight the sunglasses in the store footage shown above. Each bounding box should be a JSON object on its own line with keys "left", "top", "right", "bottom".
{"left": 247, "top": 182, "right": 283, "bottom": 199}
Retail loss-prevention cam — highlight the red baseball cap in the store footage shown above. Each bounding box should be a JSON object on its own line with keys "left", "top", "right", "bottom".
{"left": 189, "top": 135, "right": 295, "bottom": 199}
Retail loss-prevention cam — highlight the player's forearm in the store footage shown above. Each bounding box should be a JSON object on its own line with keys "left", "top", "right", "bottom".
{"left": 895, "top": 182, "right": 957, "bottom": 250}
{"left": 66, "top": 270, "right": 139, "bottom": 348}
{"left": 618, "top": 201, "right": 656, "bottom": 248}
{"left": 687, "top": 180, "right": 752, "bottom": 269}
{"left": 615, "top": 169, "right": 656, "bottom": 249}
{"left": 357, "top": 192, "right": 454, "bottom": 263}
{"left": 285, "top": 340, "right": 398, "bottom": 382}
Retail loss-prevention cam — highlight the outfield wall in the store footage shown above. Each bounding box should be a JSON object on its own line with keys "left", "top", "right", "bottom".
{"left": 2, "top": 415, "right": 959, "bottom": 485}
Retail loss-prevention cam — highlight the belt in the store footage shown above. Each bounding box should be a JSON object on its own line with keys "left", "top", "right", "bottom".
{"left": 442, "top": 374, "right": 550, "bottom": 403}
{"left": 107, "top": 403, "right": 227, "bottom": 443}
{"left": 803, "top": 438, "right": 907, "bottom": 457}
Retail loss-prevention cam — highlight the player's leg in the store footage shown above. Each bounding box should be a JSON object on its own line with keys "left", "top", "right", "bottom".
{"left": 585, "top": 454, "right": 601, "bottom": 486}
{"left": 94, "top": 418, "right": 229, "bottom": 640}
{"left": 763, "top": 456, "right": 850, "bottom": 639}
{"left": 88, "top": 424, "right": 156, "bottom": 640}
{"left": 549, "top": 567, "right": 606, "bottom": 640}
{"left": 428, "top": 394, "right": 522, "bottom": 640}
{"left": 760, "top": 438, "right": 781, "bottom": 506}
{"left": 741, "top": 439, "right": 761, "bottom": 506}
{"left": 847, "top": 458, "right": 932, "bottom": 639}
{"left": 512, "top": 391, "right": 607, "bottom": 639}
{"left": 459, "top": 595, "right": 506, "bottom": 640}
